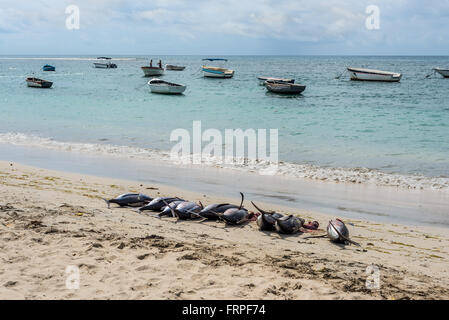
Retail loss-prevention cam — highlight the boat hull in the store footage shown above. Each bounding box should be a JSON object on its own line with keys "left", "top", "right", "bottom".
{"left": 149, "top": 85, "right": 186, "bottom": 94}
{"left": 166, "top": 65, "right": 185, "bottom": 71}
{"left": 42, "top": 66, "right": 55, "bottom": 72}
{"left": 203, "top": 71, "right": 233, "bottom": 78}
{"left": 347, "top": 68, "right": 401, "bottom": 82}
{"left": 434, "top": 68, "right": 449, "bottom": 78}
{"left": 148, "top": 79, "right": 186, "bottom": 94}
{"left": 202, "top": 66, "right": 234, "bottom": 78}
{"left": 142, "top": 67, "right": 164, "bottom": 77}
{"left": 94, "top": 63, "right": 117, "bottom": 69}
{"left": 26, "top": 78, "right": 53, "bottom": 88}
{"left": 266, "top": 83, "right": 306, "bottom": 94}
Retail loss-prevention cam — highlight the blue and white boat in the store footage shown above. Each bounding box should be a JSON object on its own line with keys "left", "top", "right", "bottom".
{"left": 202, "top": 58, "right": 234, "bottom": 78}
{"left": 202, "top": 66, "right": 234, "bottom": 78}
{"left": 42, "top": 64, "right": 55, "bottom": 71}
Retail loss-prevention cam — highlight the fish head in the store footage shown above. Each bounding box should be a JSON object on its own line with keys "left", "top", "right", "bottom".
{"left": 327, "top": 219, "right": 350, "bottom": 242}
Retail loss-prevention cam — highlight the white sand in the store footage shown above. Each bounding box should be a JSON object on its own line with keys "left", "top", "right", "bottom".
{"left": 1, "top": 161, "right": 448, "bottom": 299}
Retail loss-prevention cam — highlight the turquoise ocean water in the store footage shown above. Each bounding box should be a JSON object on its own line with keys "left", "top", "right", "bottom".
{"left": 0, "top": 55, "right": 448, "bottom": 190}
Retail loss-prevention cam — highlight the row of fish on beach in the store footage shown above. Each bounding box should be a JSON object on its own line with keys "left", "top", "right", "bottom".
{"left": 103, "top": 192, "right": 360, "bottom": 247}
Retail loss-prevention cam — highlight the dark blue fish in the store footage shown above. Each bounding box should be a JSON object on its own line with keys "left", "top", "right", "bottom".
{"left": 217, "top": 193, "right": 249, "bottom": 225}
{"left": 198, "top": 203, "right": 240, "bottom": 220}
{"left": 170, "top": 201, "right": 203, "bottom": 220}
{"left": 103, "top": 193, "right": 152, "bottom": 208}
{"left": 252, "top": 201, "right": 284, "bottom": 231}
{"left": 274, "top": 215, "right": 304, "bottom": 234}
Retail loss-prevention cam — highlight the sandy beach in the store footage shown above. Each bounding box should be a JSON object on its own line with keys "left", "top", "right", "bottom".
{"left": 0, "top": 160, "right": 448, "bottom": 300}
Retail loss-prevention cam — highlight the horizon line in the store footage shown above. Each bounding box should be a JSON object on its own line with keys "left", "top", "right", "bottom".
{"left": 1, "top": 54, "right": 449, "bottom": 57}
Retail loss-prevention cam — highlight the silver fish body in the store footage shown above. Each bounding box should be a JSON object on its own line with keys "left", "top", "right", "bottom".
{"left": 138, "top": 197, "right": 183, "bottom": 212}
{"left": 104, "top": 193, "right": 152, "bottom": 208}
{"left": 327, "top": 219, "right": 350, "bottom": 243}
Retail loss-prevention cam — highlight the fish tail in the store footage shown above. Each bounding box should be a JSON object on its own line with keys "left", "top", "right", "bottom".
{"left": 251, "top": 201, "right": 269, "bottom": 215}
{"left": 162, "top": 199, "right": 177, "bottom": 218}
{"left": 102, "top": 198, "right": 111, "bottom": 209}
{"left": 238, "top": 192, "right": 244, "bottom": 210}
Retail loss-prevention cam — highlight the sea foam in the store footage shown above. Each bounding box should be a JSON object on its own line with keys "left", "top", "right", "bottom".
{"left": 1, "top": 132, "right": 448, "bottom": 192}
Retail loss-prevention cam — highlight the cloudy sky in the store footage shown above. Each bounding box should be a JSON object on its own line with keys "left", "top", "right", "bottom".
{"left": 1, "top": 0, "right": 449, "bottom": 55}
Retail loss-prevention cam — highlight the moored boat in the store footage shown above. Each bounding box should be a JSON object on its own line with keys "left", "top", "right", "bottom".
{"left": 141, "top": 66, "right": 164, "bottom": 76}
{"left": 93, "top": 62, "right": 117, "bottom": 69}
{"left": 347, "top": 67, "right": 402, "bottom": 82}
{"left": 266, "top": 83, "right": 306, "bottom": 94}
{"left": 26, "top": 77, "right": 53, "bottom": 88}
{"left": 202, "top": 66, "right": 234, "bottom": 78}
{"left": 202, "top": 58, "right": 228, "bottom": 62}
{"left": 258, "top": 76, "right": 294, "bottom": 86}
{"left": 148, "top": 78, "right": 186, "bottom": 94}
{"left": 42, "top": 64, "right": 55, "bottom": 71}
{"left": 166, "top": 65, "right": 186, "bottom": 71}
{"left": 142, "top": 59, "right": 165, "bottom": 77}
{"left": 433, "top": 68, "right": 449, "bottom": 78}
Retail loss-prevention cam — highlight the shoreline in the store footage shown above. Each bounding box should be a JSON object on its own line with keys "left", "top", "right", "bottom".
{"left": 1, "top": 160, "right": 449, "bottom": 299}
{"left": 1, "top": 142, "right": 449, "bottom": 227}
{"left": 1, "top": 132, "right": 448, "bottom": 192}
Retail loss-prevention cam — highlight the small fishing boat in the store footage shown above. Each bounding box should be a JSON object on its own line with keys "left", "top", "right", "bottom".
{"left": 93, "top": 62, "right": 117, "bottom": 68}
{"left": 93, "top": 57, "right": 117, "bottom": 69}
{"left": 202, "top": 66, "right": 234, "bottom": 78}
{"left": 433, "top": 68, "right": 449, "bottom": 78}
{"left": 258, "top": 76, "right": 294, "bottom": 86}
{"left": 142, "top": 59, "right": 165, "bottom": 76}
{"left": 266, "top": 83, "right": 306, "bottom": 94}
{"left": 166, "top": 65, "right": 186, "bottom": 71}
{"left": 26, "top": 77, "right": 53, "bottom": 88}
{"left": 347, "top": 67, "right": 402, "bottom": 82}
{"left": 202, "top": 58, "right": 228, "bottom": 62}
{"left": 141, "top": 66, "right": 164, "bottom": 77}
{"left": 42, "top": 64, "right": 55, "bottom": 72}
{"left": 148, "top": 78, "right": 186, "bottom": 94}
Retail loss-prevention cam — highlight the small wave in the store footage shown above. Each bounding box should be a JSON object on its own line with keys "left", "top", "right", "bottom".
{"left": 0, "top": 132, "right": 171, "bottom": 161}
{"left": 0, "top": 132, "right": 448, "bottom": 192}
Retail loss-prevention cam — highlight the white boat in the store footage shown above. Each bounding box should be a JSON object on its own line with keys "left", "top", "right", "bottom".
{"left": 347, "top": 67, "right": 402, "bottom": 82}
{"left": 93, "top": 57, "right": 117, "bottom": 69}
{"left": 258, "top": 76, "right": 294, "bottom": 86}
{"left": 148, "top": 78, "right": 186, "bottom": 94}
{"left": 266, "top": 83, "right": 306, "bottom": 94}
{"left": 141, "top": 66, "right": 164, "bottom": 77}
{"left": 166, "top": 65, "right": 186, "bottom": 71}
{"left": 93, "top": 62, "right": 117, "bottom": 69}
{"left": 26, "top": 77, "right": 53, "bottom": 88}
{"left": 433, "top": 68, "right": 449, "bottom": 78}
{"left": 202, "top": 66, "right": 234, "bottom": 78}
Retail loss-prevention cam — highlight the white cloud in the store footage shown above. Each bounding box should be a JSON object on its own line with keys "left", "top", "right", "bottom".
{"left": 1, "top": 0, "right": 449, "bottom": 54}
